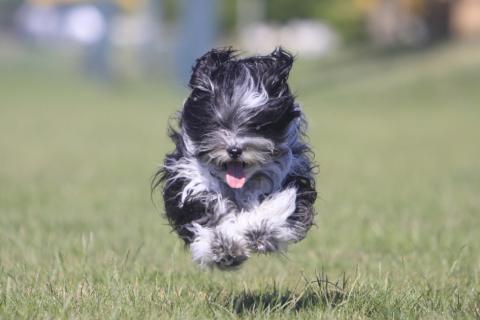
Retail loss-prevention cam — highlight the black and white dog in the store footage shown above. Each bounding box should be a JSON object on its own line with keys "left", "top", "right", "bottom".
{"left": 153, "top": 48, "right": 316, "bottom": 270}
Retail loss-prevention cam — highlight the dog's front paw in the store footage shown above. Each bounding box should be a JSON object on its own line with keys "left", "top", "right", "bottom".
{"left": 239, "top": 188, "right": 300, "bottom": 254}
{"left": 245, "top": 227, "right": 281, "bottom": 253}
{"left": 211, "top": 232, "right": 249, "bottom": 270}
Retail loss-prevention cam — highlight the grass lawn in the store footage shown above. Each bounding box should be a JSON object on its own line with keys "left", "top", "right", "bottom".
{"left": 1, "top": 43, "right": 480, "bottom": 319}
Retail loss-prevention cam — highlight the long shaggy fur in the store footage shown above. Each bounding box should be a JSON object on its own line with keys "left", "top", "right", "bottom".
{"left": 153, "top": 48, "right": 317, "bottom": 270}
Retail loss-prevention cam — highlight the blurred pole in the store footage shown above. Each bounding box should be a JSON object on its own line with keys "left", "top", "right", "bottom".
{"left": 85, "top": 0, "right": 116, "bottom": 81}
{"left": 424, "top": 0, "right": 451, "bottom": 41}
{"left": 175, "top": 0, "right": 218, "bottom": 85}
{"left": 236, "top": 0, "right": 265, "bottom": 33}
{"left": 140, "top": 0, "right": 164, "bottom": 75}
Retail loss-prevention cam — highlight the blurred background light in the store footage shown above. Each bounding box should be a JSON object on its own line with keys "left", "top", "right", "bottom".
{"left": 64, "top": 5, "right": 106, "bottom": 44}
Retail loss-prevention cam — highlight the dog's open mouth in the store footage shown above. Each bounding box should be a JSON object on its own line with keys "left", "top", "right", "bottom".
{"left": 223, "top": 162, "right": 246, "bottom": 189}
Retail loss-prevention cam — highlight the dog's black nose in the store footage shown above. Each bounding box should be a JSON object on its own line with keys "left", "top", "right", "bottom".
{"left": 227, "top": 146, "right": 242, "bottom": 159}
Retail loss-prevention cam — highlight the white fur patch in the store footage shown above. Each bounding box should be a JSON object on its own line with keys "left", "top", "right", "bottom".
{"left": 182, "top": 133, "right": 196, "bottom": 155}
{"left": 189, "top": 223, "right": 215, "bottom": 267}
{"left": 231, "top": 69, "right": 269, "bottom": 112}
{"left": 236, "top": 187, "right": 299, "bottom": 247}
{"left": 164, "top": 157, "right": 220, "bottom": 205}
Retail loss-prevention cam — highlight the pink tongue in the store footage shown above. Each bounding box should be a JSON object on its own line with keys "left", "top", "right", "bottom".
{"left": 226, "top": 162, "right": 246, "bottom": 189}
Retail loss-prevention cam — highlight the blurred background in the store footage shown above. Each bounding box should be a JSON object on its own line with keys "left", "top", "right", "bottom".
{"left": 1, "top": 2, "right": 480, "bottom": 317}
{"left": 2, "top": 0, "right": 480, "bottom": 83}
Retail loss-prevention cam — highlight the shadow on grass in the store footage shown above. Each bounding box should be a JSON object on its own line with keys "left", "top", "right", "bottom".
{"left": 221, "top": 272, "right": 349, "bottom": 315}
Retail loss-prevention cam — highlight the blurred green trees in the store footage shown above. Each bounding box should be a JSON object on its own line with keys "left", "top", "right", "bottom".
{"left": 162, "top": 0, "right": 366, "bottom": 41}
{"left": 3, "top": 0, "right": 366, "bottom": 41}
{"left": 265, "top": 0, "right": 365, "bottom": 41}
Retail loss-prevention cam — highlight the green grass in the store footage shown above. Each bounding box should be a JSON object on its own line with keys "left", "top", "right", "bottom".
{"left": 1, "top": 43, "right": 480, "bottom": 319}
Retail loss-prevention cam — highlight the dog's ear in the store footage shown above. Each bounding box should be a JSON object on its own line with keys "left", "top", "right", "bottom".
{"left": 270, "top": 47, "right": 294, "bottom": 79}
{"left": 263, "top": 47, "right": 294, "bottom": 96}
{"left": 189, "top": 48, "right": 235, "bottom": 91}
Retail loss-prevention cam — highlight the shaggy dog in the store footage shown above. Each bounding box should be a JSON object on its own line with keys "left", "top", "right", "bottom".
{"left": 153, "top": 48, "right": 316, "bottom": 270}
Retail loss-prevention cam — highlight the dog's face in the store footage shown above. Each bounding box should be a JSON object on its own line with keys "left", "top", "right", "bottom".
{"left": 181, "top": 48, "right": 300, "bottom": 189}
